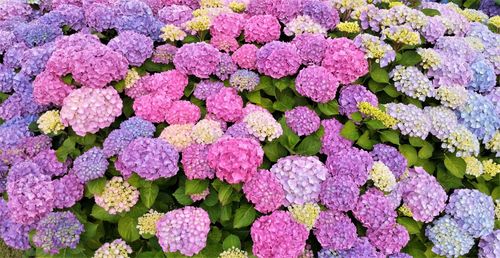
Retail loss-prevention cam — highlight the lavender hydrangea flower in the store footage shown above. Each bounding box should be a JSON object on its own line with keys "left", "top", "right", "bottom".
{"left": 353, "top": 188, "right": 397, "bottom": 230}
{"left": 72, "top": 147, "right": 108, "bottom": 183}
{"left": 285, "top": 106, "right": 321, "bottom": 136}
{"left": 108, "top": 30, "right": 154, "bottom": 66}
{"left": 385, "top": 103, "right": 432, "bottom": 139}
{"left": 478, "top": 230, "right": 500, "bottom": 258}
{"left": 426, "top": 215, "right": 474, "bottom": 257}
{"left": 338, "top": 85, "right": 378, "bottom": 118}
{"left": 33, "top": 211, "right": 84, "bottom": 254}
{"left": 458, "top": 92, "right": 500, "bottom": 142}
{"left": 424, "top": 106, "right": 458, "bottom": 140}
{"left": 326, "top": 146, "right": 373, "bottom": 186}
{"left": 370, "top": 144, "right": 407, "bottom": 179}
{"left": 320, "top": 175, "right": 359, "bottom": 212}
{"left": 314, "top": 210, "right": 357, "bottom": 251}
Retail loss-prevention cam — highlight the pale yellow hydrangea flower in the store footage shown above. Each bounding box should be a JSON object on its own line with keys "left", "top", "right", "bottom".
{"left": 337, "top": 21, "right": 361, "bottom": 33}
{"left": 463, "top": 156, "right": 484, "bottom": 177}
{"left": 228, "top": 1, "right": 246, "bottom": 13}
{"left": 160, "top": 24, "right": 187, "bottom": 42}
{"left": 459, "top": 9, "right": 488, "bottom": 23}
{"left": 219, "top": 247, "right": 248, "bottom": 258}
{"left": 382, "top": 26, "right": 421, "bottom": 46}
{"left": 37, "top": 110, "right": 65, "bottom": 134}
{"left": 399, "top": 205, "right": 413, "bottom": 217}
{"left": 124, "top": 68, "right": 142, "bottom": 89}
{"left": 137, "top": 210, "right": 164, "bottom": 235}
{"left": 370, "top": 161, "right": 397, "bottom": 192}
{"left": 244, "top": 111, "right": 283, "bottom": 142}
{"left": 485, "top": 131, "right": 500, "bottom": 155}
{"left": 358, "top": 102, "right": 398, "bottom": 128}
{"left": 288, "top": 203, "right": 321, "bottom": 230}
{"left": 186, "top": 16, "right": 211, "bottom": 32}
{"left": 482, "top": 159, "right": 500, "bottom": 177}
{"left": 192, "top": 119, "right": 224, "bottom": 144}
{"left": 160, "top": 124, "right": 194, "bottom": 151}
{"left": 489, "top": 16, "right": 500, "bottom": 28}
{"left": 417, "top": 48, "right": 441, "bottom": 70}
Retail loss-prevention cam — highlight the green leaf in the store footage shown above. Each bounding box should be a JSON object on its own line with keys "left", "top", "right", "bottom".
{"left": 399, "top": 145, "right": 418, "bottom": 166}
{"left": 140, "top": 184, "right": 159, "bottom": 208}
{"left": 421, "top": 8, "right": 441, "bottom": 16}
{"left": 436, "top": 165, "right": 463, "bottom": 190}
{"left": 246, "top": 91, "right": 262, "bottom": 105}
{"left": 85, "top": 178, "right": 107, "bottom": 196}
{"left": 463, "top": 0, "right": 478, "bottom": 8}
{"left": 295, "top": 135, "right": 321, "bottom": 155}
{"left": 220, "top": 204, "right": 232, "bottom": 222}
{"left": 218, "top": 184, "right": 233, "bottom": 206}
{"left": 207, "top": 226, "right": 222, "bottom": 243}
{"left": 185, "top": 179, "right": 209, "bottom": 195}
{"left": 370, "top": 64, "right": 389, "bottom": 83}
{"left": 273, "top": 77, "right": 291, "bottom": 91}
{"left": 278, "top": 117, "right": 300, "bottom": 151}
{"left": 397, "top": 51, "right": 422, "bottom": 66}
{"left": 127, "top": 173, "right": 146, "bottom": 188}
{"left": 379, "top": 130, "right": 400, "bottom": 145}
{"left": 317, "top": 100, "right": 339, "bottom": 116}
{"left": 263, "top": 141, "right": 288, "bottom": 162}
{"left": 492, "top": 186, "right": 500, "bottom": 200}
{"left": 173, "top": 186, "right": 194, "bottom": 206}
{"left": 90, "top": 205, "right": 119, "bottom": 223}
{"left": 365, "top": 120, "right": 385, "bottom": 130}
{"left": 408, "top": 137, "right": 425, "bottom": 147}
{"left": 257, "top": 76, "right": 274, "bottom": 96}
{"left": 397, "top": 217, "right": 422, "bottom": 234}
{"left": 351, "top": 112, "right": 363, "bottom": 122}
{"left": 356, "top": 131, "right": 374, "bottom": 150}
{"left": 418, "top": 142, "right": 434, "bottom": 159}
{"left": 202, "top": 189, "right": 219, "bottom": 207}
{"left": 384, "top": 85, "right": 401, "bottom": 98}
{"left": 233, "top": 204, "right": 257, "bottom": 228}
{"left": 368, "top": 79, "right": 385, "bottom": 92}
{"left": 118, "top": 216, "right": 140, "bottom": 242}
{"left": 222, "top": 234, "right": 241, "bottom": 250}
{"left": 340, "top": 121, "right": 360, "bottom": 141}
{"left": 444, "top": 154, "right": 466, "bottom": 178}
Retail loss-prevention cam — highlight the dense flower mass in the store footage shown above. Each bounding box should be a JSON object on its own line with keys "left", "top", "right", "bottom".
{"left": 1, "top": 0, "right": 499, "bottom": 257}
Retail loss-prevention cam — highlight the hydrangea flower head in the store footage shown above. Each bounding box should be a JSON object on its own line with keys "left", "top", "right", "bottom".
{"left": 441, "top": 126, "right": 480, "bottom": 157}
{"left": 173, "top": 42, "right": 221, "bottom": 78}
{"left": 271, "top": 155, "right": 328, "bottom": 205}
{"left": 137, "top": 210, "right": 164, "bottom": 235}
{"left": 37, "top": 110, "right": 64, "bottom": 135}
{"left": 385, "top": 103, "right": 431, "bottom": 139}
{"left": 193, "top": 80, "right": 224, "bottom": 100}
{"left": 192, "top": 119, "right": 224, "bottom": 145}
{"left": 208, "top": 137, "right": 263, "bottom": 184}
{"left": 285, "top": 106, "right": 320, "bottom": 136}
{"left": 94, "top": 239, "right": 132, "bottom": 258}
{"left": 251, "top": 211, "right": 309, "bottom": 258}
{"left": 367, "top": 224, "right": 409, "bottom": 255}
{"left": 72, "top": 147, "right": 108, "bottom": 183}
{"left": 244, "top": 111, "right": 282, "bottom": 141}
{"left": 320, "top": 175, "right": 359, "bottom": 212}
{"left": 296, "top": 66, "right": 339, "bottom": 103}
{"left": 371, "top": 144, "right": 407, "bottom": 179}
{"left": 424, "top": 106, "right": 458, "bottom": 140}
{"left": 288, "top": 203, "right": 321, "bottom": 230}
{"left": 181, "top": 144, "right": 215, "bottom": 180}
{"left": 435, "top": 85, "right": 468, "bottom": 109}
{"left": 164, "top": 100, "right": 201, "bottom": 125}
{"left": 243, "top": 169, "right": 285, "bottom": 213}
{"left": 353, "top": 188, "right": 397, "bottom": 229}
{"left": 320, "top": 118, "right": 353, "bottom": 156}
{"left": 354, "top": 33, "right": 395, "bottom": 67}
{"left": 458, "top": 92, "right": 499, "bottom": 142}
{"left": 244, "top": 15, "right": 281, "bottom": 44}
{"left": 313, "top": 210, "right": 357, "bottom": 250}
{"left": 108, "top": 30, "right": 154, "bottom": 66}
{"left": 339, "top": 84, "right": 378, "bottom": 118}
{"left": 390, "top": 65, "right": 434, "bottom": 101}
{"left": 231, "top": 44, "right": 258, "bottom": 70}
{"left": 33, "top": 211, "right": 84, "bottom": 254}
{"left": 478, "top": 230, "right": 500, "bottom": 258}
{"left": 321, "top": 38, "right": 368, "bottom": 84}
{"left": 291, "top": 33, "right": 327, "bottom": 66}
{"left": 95, "top": 177, "right": 140, "bottom": 215}
{"left": 326, "top": 146, "right": 373, "bottom": 186}
{"left": 426, "top": 215, "right": 474, "bottom": 257}
{"left": 156, "top": 207, "right": 210, "bottom": 256}
{"left": 256, "top": 41, "right": 301, "bottom": 79}
{"left": 159, "top": 124, "right": 194, "bottom": 151}
{"left": 230, "top": 69, "right": 260, "bottom": 92}
{"left": 206, "top": 87, "right": 243, "bottom": 122}
{"left": 370, "top": 161, "right": 396, "bottom": 192}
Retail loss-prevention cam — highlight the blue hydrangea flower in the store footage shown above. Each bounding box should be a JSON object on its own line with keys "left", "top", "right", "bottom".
{"left": 72, "top": 147, "right": 109, "bottom": 183}
{"left": 426, "top": 215, "right": 474, "bottom": 257}
{"left": 458, "top": 92, "right": 500, "bottom": 142}
{"left": 468, "top": 58, "right": 496, "bottom": 94}
{"left": 119, "top": 116, "right": 156, "bottom": 138}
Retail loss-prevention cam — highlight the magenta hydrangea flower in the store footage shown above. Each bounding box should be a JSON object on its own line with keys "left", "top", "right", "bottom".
{"left": 326, "top": 146, "right": 373, "bottom": 186}
{"left": 181, "top": 144, "right": 215, "bottom": 180}
{"left": 214, "top": 53, "right": 238, "bottom": 80}
{"left": 285, "top": 106, "right": 320, "bottom": 136}
{"left": 314, "top": 210, "right": 357, "bottom": 251}
{"left": 320, "top": 118, "right": 353, "bottom": 156}
{"left": 395, "top": 167, "right": 447, "bottom": 223}
{"left": 108, "top": 30, "right": 154, "bottom": 66}
{"left": 246, "top": 0, "right": 279, "bottom": 16}
{"left": 210, "top": 35, "right": 239, "bottom": 52}
{"left": 339, "top": 85, "right": 378, "bottom": 118}
{"left": 206, "top": 87, "right": 243, "bottom": 122}
{"left": 173, "top": 42, "right": 221, "bottom": 78}
{"left": 210, "top": 12, "right": 244, "bottom": 38}
{"left": 33, "top": 71, "right": 73, "bottom": 106}
{"left": 244, "top": 15, "right": 281, "bottom": 44}
{"left": 33, "top": 211, "right": 84, "bottom": 254}
{"left": 232, "top": 44, "right": 258, "bottom": 70}
{"left": 371, "top": 144, "right": 407, "bottom": 179}
{"left": 72, "top": 147, "right": 108, "bottom": 183}
{"left": 116, "top": 137, "right": 179, "bottom": 180}
{"left": 291, "top": 33, "right": 327, "bottom": 66}
{"left": 256, "top": 41, "right": 301, "bottom": 79}
{"left": 353, "top": 188, "right": 397, "bottom": 230}
{"left": 208, "top": 137, "right": 263, "bottom": 184}
{"left": 193, "top": 80, "right": 223, "bottom": 100}
{"left": 152, "top": 44, "right": 177, "bottom": 64}
{"left": 302, "top": 0, "right": 339, "bottom": 30}
{"left": 156, "top": 207, "right": 210, "bottom": 256}
{"left": 157, "top": 4, "right": 192, "bottom": 26}
{"left": 251, "top": 211, "right": 309, "bottom": 258}
{"left": 164, "top": 100, "right": 201, "bottom": 125}
{"left": 296, "top": 65, "right": 339, "bottom": 103}
{"left": 32, "top": 149, "right": 69, "bottom": 177}
{"left": 133, "top": 92, "right": 172, "bottom": 123}
{"left": 367, "top": 224, "right": 409, "bottom": 255}
{"left": 321, "top": 38, "right": 368, "bottom": 84}
{"left": 7, "top": 172, "right": 54, "bottom": 225}
{"left": 243, "top": 169, "right": 285, "bottom": 213}
{"left": 60, "top": 87, "right": 122, "bottom": 136}
{"left": 271, "top": 155, "right": 328, "bottom": 205}
{"left": 52, "top": 173, "right": 84, "bottom": 209}
{"left": 320, "top": 175, "right": 359, "bottom": 212}
{"left": 126, "top": 69, "right": 188, "bottom": 100}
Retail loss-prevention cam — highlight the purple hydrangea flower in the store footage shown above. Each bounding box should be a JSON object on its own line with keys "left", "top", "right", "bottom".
{"left": 108, "top": 30, "right": 154, "bottom": 66}
{"left": 314, "top": 210, "right": 357, "bottom": 250}
{"left": 326, "top": 146, "right": 373, "bottom": 186}
{"left": 478, "top": 230, "right": 500, "bottom": 258}
{"left": 291, "top": 33, "right": 327, "bottom": 66}
{"left": 72, "top": 147, "right": 108, "bottom": 183}
{"left": 320, "top": 175, "right": 359, "bottom": 212}
{"left": 285, "top": 106, "right": 320, "bottom": 136}
{"left": 353, "top": 188, "right": 397, "bottom": 230}
{"left": 33, "top": 211, "right": 84, "bottom": 254}
{"left": 339, "top": 85, "right": 378, "bottom": 118}
{"left": 370, "top": 144, "right": 407, "bottom": 179}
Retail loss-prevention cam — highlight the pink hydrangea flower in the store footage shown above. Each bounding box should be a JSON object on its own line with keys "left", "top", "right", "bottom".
{"left": 164, "top": 100, "right": 201, "bottom": 125}
{"left": 206, "top": 88, "right": 243, "bottom": 122}
{"left": 33, "top": 71, "right": 73, "bottom": 106}
{"left": 173, "top": 42, "right": 221, "bottom": 78}
{"left": 60, "top": 87, "right": 122, "bottom": 136}
{"left": 296, "top": 66, "right": 340, "bottom": 103}
{"left": 210, "top": 13, "right": 245, "bottom": 38}
{"left": 292, "top": 33, "right": 327, "bottom": 66}
{"left": 321, "top": 38, "right": 368, "bottom": 84}
{"left": 367, "top": 224, "right": 409, "bottom": 255}
{"left": 244, "top": 15, "right": 281, "bottom": 44}
{"left": 210, "top": 35, "right": 239, "bottom": 52}
{"left": 126, "top": 69, "right": 188, "bottom": 100}
{"left": 243, "top": 169, "right": 285, "bottom": 213}
{"left": 256, "top": 41, "right": 301, "bottom": 79}
{"left": 232, "top": 44, "right": 259, "bottom": 70}
{"left": 251, "top": 211, "right": 309, "bottom": 258}
{"left": 133, "top": 92, "right": 172, "bottom": 123}
{"left": 181, "top": 144, "right": 215, "bottom": 180}
{"left": 208, "top": 137, "right": 264, "bottom": 184}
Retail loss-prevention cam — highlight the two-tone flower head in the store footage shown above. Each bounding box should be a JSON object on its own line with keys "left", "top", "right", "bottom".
{"left": 243, "top": 111, "right": 282, "bottom": 141}
{"left": 385, "top": 103, "right": 432, "bottom": 139}
{"left": 94, "top": 177, "right": 139, "bottom": 215}
{"left": 93, "top": 239, "right": 132, "bottom": 258}
{"left": 156, "top": 207, "right": 210, "bottom": 256}
{"left": 271, "top": 155, "right": 328, "bottom": 205}
{"left": 137, "top": 210, "right": 164, "bottom": 235}
{"left": 33, "top": 211, "right": 84, "bottom": 254}
{"left": 390, "top": 65, "right": 434, "bottom": 101}
{"left": 354, "top": 33, "right": 395, "bottom": 67}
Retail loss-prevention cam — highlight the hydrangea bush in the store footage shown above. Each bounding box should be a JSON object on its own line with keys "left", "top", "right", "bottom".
{"left": 0, "top": 0, "right": 499, "bottom": 257}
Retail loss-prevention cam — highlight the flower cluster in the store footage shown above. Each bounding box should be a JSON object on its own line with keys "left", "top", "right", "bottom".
{"left": 94, "top": 177, "right": 140, "bottom": 215}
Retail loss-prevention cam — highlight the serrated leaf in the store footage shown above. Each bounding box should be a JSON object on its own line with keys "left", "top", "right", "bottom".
{"left": 295, "top": 135, "right": 321, "bottom": 155}
{"left": 273, "top": 77, "right": 291, "bottom": 91}
{"left": 140, "top": 184, "right": 159, "bottom": 208}
{"left": 233, "top": 204, "right": 256, "bottom": 228}
{"left": 218, "top": 184, "right": 233, "bottom": 206}
{"left": 370, "top": 65, "right": 389, "bottom": 83}
{"left": 379, "top": 130, "right": 400, "bottom": 145}
{"left": 173, "top": 186, "right": 194, "bottom": 206}
{"left": 409, "top": 137, "right": 426, "bottom": 147}
{"left": 397, "top": 217, "right": 421, "bottom": 234}
{"left": 118, "top": 216, "right": 140, "bottom": 242}
{"left": 418, "top": 142, "right": 434, "bottom": 159}
{"left": 278, "top": 117, "right": 300, "bottom": 151}
{"left": 85, "top": 177, "right": 107, "bottom": 196}
{"left": 356, "top": 131, "right": 374, "bottom": 150}
{"left": 90, "top": 205, "right": 119, "bottom": 223}
{"left": 397, "top": 51, "right": 422, "bottom": 66}
{"left": 263, "top": 141, "right": 288, "bottom": 162}
{"left": 365, "top": 120, "right": 385, "bottom": 130}
{"left": 444, "top": 154, "right": 466, "bottom": 179}
{"left": 436, "top": 165, "right": 463, "bottom": 190}
{"left": 399, "top": 145, "right": 418, "bottom": 166}
{"left": 368, "top": 79, "right": 385, "bottom": 92}
{"left": 222, "top": 235, "right": 241, "bottom": 250}
{"left": 340, "top": 121, "right": 360, "bottom": 141}
{"left": 317, "top": 100, "right": 339, "bottom": 116}
{"left": 185, "top": 179, "right": 209, "bottom": 195}
{"left": 384, "top": 85, "right": 401, "bottom": 97}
